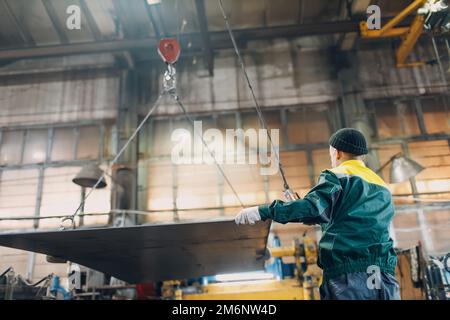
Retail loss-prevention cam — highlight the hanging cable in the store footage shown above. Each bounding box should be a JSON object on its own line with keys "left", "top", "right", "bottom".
{"left": 171, "top": 93, "right": 245, "bottom": 208}
{"left": 63, "top": 37, "right": 247, "bottom": 228}
{"left": 217, "top": 0, "right": 298, "bottom": 200}
{"left": 0, "top": 267, "right": 12, "bottom": 278}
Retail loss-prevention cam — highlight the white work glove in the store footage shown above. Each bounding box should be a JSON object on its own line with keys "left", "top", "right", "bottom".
{"left": 234, "top": 206, "right": 261, "bottom": 225}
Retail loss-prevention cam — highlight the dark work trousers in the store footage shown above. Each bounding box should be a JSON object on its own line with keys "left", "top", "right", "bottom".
{"left": 320, "top": 272, "right": 401, "bottom": 300}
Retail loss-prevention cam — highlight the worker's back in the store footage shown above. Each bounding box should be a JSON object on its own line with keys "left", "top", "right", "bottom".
{"left": 240, "top": 128, "right": 401, "bottom": 299}
{"left": 318, "top": 159, "right": 397, "bottom": 280}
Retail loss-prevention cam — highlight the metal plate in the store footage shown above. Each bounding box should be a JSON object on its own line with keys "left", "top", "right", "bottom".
{"left": 0, "top": 218, "right": 271, "bottom": 283}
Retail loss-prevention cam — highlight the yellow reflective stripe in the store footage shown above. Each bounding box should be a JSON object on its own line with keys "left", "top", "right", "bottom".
{"left": 329, "top": 160, "right": 388, "bottom": 188}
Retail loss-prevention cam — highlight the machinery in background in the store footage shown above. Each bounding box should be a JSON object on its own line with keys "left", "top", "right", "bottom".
{"left": 420, "top": 0, "right": 450, "bottom": 32}
{"left": 0, "top": 267, "right": 52, "bottom": 300}
{"left": 360, "top": 0, "right": 449, "bottom": 67}
{"left": 396, "top": 243, "right": 450, "bottom": 300}
{"left": 2, "top": 241, "right": 448, "bottom": 300}
{"left": 426, "top": 253, "right": 450, "bottom": 299}
{"left": 268, "top": 236, "right": 322, "bottom": 300}
{"left": 161, "top": 236, "right": 322, "bottom": 300}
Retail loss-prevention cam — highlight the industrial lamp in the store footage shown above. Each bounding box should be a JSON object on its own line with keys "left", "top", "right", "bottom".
{"left": 72, "top": 163, "right": 107, "bottom": 189}
{"left": 70, "top": 164, "right": 107, "bottom": 228}
{"left": 376, "top": 153, "right": 424, "bottom": 183}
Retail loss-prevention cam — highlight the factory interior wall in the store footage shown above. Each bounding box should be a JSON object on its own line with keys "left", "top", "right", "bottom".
{"left": 0, "top": 38, "right": 449, "bottom": 283}
{"left": 144, "top": 38, "right": 447, "bottom": 116}
{"left": 0, "top": 70, "right": 119, "bottom": 283}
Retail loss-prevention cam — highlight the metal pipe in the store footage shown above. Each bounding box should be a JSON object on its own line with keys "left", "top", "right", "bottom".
{"left": 270, "top": 247, "right": 296, "bottom": 258}
{"left": 380, "top": 0, "right": 426, "bottom": 35}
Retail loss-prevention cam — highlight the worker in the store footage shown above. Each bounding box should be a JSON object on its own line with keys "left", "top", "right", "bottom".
{"left": 235, "top": 128, "right": 400, "bottom": 300}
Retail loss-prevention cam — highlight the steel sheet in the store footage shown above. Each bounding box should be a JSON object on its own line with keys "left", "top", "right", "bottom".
{"left": 0, "top": 218, "right": 271, "bottom": 283}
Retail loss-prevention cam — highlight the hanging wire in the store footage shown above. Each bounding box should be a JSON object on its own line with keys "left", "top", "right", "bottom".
{"left": 63, "top": 65, "right": 246, "bottom": 227}
{"left": 217, "top": 0, "right": 293, "bottom": 193}
{"left": 60, "top": 93, "right": 165, "bottom": 229}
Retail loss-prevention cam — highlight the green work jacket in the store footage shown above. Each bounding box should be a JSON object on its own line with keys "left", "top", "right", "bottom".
{"left": 259, "top": 160, "right": 397, "bottom": 280}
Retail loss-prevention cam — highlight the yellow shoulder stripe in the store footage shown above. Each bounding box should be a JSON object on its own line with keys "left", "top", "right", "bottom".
{"left": 329, "top": 161, "right": 388, "bottom": 188}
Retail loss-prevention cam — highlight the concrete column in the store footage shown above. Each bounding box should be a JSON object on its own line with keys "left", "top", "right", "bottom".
{"left": 110, "top": 70, "right": 139, "bottom": 226}
{"left": 337, "top": 51, "right": 379, "bottom": 171}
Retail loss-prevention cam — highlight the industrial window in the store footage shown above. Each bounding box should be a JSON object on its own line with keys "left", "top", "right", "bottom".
{"left": 222, "top": 163, "right": 266, "bottom": 208}
{"left": 426, "top": 210, "right": 450, "bottom": 255}
{"left": 76, "top": 126, "right": 100, "bottom": 160}
{"left": 0, "top": 169, "right": 38, "bottom": 230}
{"left": 176, "top": 163, "right": 219, "bottom": 210}
{"left": 22, "top": 129, "right": 48, "bottom": 164}
{"left": 408, "top": 140, "right": 450, "bottom": 198}
{"left": 146, "top": 160, "right": 174, "bottom": 222}
{"left": 80, "top": 167, "right": 110, "bottom": 227}
{"left": 393, "top": 209, "right": 450, "bottom": 256}
{"left": 373, "top": 100, "right": 420, "bottom": 138}
{"left": 270, "top": 150, "right": 310, "bottom": 200}
{"left": 393, "top": 212, "right": 423, "bottom": 250}
{"left": 101, "top": 124, "right": 113, "bottom": 160}
{"left": 241, "top": 113, "right": 259, "bottom": 130}
{"left": 193, "top": 116, "right": 217, "bottom": 163}
{"left": 421, "top": 96, "right": 450, "bottom": 134}
{"left": 39, "top": 167, "right": 82, "bottom": 229}
{"left": 216, "top": 113, "right": 236, "bottom": 132}
{"left": 0, "top": 130, "right": 24, "bottom": 166}
{"left": 51, "top": 128, "right": 75, "bottom": 161}
{"left": 312, "top": 148, "right": 331, "bottom": 183}
{"left": 287, "top": 105, "right": 330, "bottom": 144}
{"left": 263, "top": 110, "right": 284, "bottom": 148}
{"left": 39, "top": 167, "right": 110, "bottom": 229}
{"left": 151, "top": 118, "right": 191, "bottom": 157}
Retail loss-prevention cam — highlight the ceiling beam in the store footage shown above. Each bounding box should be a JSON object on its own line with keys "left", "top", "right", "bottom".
{"left": 41, "top": 0, "right": 69, "bottom": 44}
{"left": 297, "top": 0, "right": 305, "bottom": 24}
{"left": 144, "top": 0, "right": 161, "bottom": 38}
{"left": 153, "top": 4, "right": 168, "bottom": 36}
{"left": 0, "top": 66, "right": 121, "bottom": 85}
{"left": 79, "top": 0, "right": 102, "bottom": 41}
{"left": 0, "top": 20, "right": 364, "bottom": 61}
{"left": 112, "top": 0, "right": 137, "bottom": 69}
{"left": 195, "top": 0, "right": 214, "bottom": 76}
{"left": 1, "top": 0, "right": 35, "bottom": 46}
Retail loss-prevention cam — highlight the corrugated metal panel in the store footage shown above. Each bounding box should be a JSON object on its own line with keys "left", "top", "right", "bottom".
{"left": 358, "top": 42, "right": 448, "bottom": 99}
{"left": 0, "top": 54, "right": 116, "bottom": 74}
{"left": 6, "top": 0, "right": 60, "bottom": 46}
{"left": 0, "top": 72, "right": 119, "bottom": 126}
{"left": 146, "top": 38, "right": 448, "bottom": 116}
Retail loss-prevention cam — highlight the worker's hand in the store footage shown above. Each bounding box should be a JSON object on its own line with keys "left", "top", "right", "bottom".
{"left": 234, "top": 206, "right": 261, "bottom": 225}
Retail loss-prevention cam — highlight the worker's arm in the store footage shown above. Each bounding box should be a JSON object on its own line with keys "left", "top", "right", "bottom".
{"left": 258, "top": 170, "right": 342, "bottom": 225}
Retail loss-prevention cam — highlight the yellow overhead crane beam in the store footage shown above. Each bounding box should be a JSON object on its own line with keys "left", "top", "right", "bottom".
{"left": 360, "top": 0, "right": 429, "bottom": 68}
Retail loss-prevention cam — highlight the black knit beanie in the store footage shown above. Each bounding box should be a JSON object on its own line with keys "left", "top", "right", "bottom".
{"left": 329, "top": 128, "right": 368, "bottom": 155}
